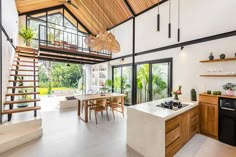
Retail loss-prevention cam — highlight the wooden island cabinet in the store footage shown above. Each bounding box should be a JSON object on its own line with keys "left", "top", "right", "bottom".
{"left": 165, "top": 106, "right": 199, "bottom": 157}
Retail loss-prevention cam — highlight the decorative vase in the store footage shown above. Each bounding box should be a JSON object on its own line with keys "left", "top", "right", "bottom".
{"left": 174, "top": 94, "right": 179, "bottom": 100}
{"left": 191, "top": 89, "right": 197, "bottom": 101}
{"left": 225, "top": 89, "right": 234, "bottom": 96}
{"left": 209, "top": 54, "right": 214, "bottom": 60}
{"left": 17, "top": 98, "right": 29, "bottom": 108}
{"left": 220, "top": 54, "right": 225, "bottom": 59}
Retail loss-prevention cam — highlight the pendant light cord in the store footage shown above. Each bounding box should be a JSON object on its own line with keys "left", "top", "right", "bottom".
{"left": 178, "top": 0, "right": 180, "bottom": 29}
{"left": 169, "top": 0, "right": 171, "bottom": 23}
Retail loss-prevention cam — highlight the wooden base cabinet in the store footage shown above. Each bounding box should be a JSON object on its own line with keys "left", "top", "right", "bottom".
{"left": 199, "top": 95, "right": 218, "bottom": 139}
{"left": 165, "top": 107, "right": 199, "bottom": 157}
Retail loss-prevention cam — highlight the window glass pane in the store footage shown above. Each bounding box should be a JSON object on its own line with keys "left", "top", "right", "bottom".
{"left": 27, "top": 17, "right": 46, "bottom": 40}
{"left": 64, "top": 10, "right": 77, "bottom": 30}
{"left": 122, "top": 66, "right": 132, "bottom": 105}
{"left": 136, "top": 64, "right": 149, "bottom": 104}
{"left": 48, "top": 9, "right": 63, "bottom": 26}
{"left": 152, "top": 63, "right": 169, "bottom": 100}
{"left": 30, "top": 12, "right": 46, "bottom": 21}
{"left": 113, "top": 67, "right": 122, "bottom": 93}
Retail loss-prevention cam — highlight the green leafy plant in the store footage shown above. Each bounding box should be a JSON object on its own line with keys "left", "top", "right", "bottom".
{"left": 222, "top": 83, "right": 236, "bottom": 91}
{"left": 19, "top": 26, "right": 35, "bottom": 46}
{"left": 105, "top": 79, "right": 112, "bottom": 92}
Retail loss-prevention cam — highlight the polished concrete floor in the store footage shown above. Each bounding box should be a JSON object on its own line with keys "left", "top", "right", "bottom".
{"left": 0, "top": 108, "right": 142, "bottom": 157}
{"left": 1, "top": 108, "right": 236, "bottom": 157}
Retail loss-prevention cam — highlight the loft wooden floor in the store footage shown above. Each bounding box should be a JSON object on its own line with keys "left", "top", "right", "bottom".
{"left": 0, "top": 108, "right": 236, "bottom": 157}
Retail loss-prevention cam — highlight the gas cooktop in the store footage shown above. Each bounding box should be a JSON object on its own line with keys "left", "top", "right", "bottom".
{"left": 156, "top": 101, "right": 188, "bottom": 111}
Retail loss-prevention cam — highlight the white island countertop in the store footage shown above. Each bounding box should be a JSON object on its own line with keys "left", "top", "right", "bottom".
{"left": 127, "top": 98, "right": 198, "bottom": 157}
{"left": 128, "top": 98, "right": 198, "bottom": 120}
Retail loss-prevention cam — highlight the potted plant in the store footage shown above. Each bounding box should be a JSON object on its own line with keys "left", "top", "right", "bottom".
{"left": 19, "top": 26, "right": 35, "bottom": 47}
{"left": 173, "top": 85, "right": 182, "bottom": 100}
{"left": 209, "top": 52, "right": 214, "bottom": 60}
{"left": 105, "top": 79, "right": 112, "bottom": 93}
{"left": 222, "top": 83, "right": 236, "bottom": 96}
{"left": 17, "top": 76, "right": 30, "bottom": 108}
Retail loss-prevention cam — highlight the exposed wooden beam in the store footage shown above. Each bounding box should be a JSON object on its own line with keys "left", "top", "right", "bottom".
{"left": 39, "top": 45, "right": 111, "bottom": 60}
{"left": 39, "top": 57, "right": 94, "bottom": 65}
{"left": 39, "top": 53, "right": 102, "bottom": 63}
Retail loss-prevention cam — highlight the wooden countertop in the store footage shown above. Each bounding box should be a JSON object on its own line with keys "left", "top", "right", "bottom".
{"left": 200, "top": 93, "right": 236, "bottom": 99}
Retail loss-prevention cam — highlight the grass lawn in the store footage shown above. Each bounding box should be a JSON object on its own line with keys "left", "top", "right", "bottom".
{"left": 39, "top": 87, "right": 77, "bottom": 95}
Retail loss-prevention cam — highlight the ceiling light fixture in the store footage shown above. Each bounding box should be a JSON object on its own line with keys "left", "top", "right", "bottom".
{"left": 157, "top": 0, "right": 160, "bottom": 31}
{"left": 168, "top": 0, "right": 171, "bottom": 38}
{"left": 177, "top": 0, "right": 181, "bottom": 42}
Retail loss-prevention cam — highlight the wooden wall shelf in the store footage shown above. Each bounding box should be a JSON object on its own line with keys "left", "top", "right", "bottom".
{"left": 200, "top": 57, "right": 236, "bottom": 63}
{"left": 200, "top": 74, "right": 236, "bottom": 77}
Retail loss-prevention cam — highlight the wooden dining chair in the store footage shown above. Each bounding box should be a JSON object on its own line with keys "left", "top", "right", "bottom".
{"left": 107, "top": 97, "right": 124, "bottom": 120}
{"left": 89, "top": 99, "right": 109, "bottom": 124}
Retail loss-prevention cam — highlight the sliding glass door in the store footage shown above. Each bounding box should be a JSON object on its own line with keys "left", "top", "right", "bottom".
{"left": 136, "top": 59, "right": 172, "bottom": 104}
{"left": 112, "top": 58, "right": 172, "bottom": 105}
{"left": 152, "top": 62, "right": 170, "bottom": 100}
{"left": 113, "top": 67, "right": 122, "bottom": 93}
{"left": 112, "top": 65, "right": 132, "bottom": 105}
{"left": 136, "top": 64, "right": 150, "bottom": 104}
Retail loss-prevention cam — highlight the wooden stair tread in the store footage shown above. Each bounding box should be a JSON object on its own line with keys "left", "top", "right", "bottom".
{"left": 11, "top": 69, "right": 39, "bottom": 72}
{"left": 7, "top": 86, "right": 39, "bottom": 89}
{"left": 10, "top": 74, "right": 39, "bottom": 76}
{"left": 4, "top": 99, "right": 40, "bottom": 105}
{"left": 16, "top": 50, "right": 38, "bottom": 54}
{"left": 16, "top": 52, "right": 38, "bottom": 57}
{"left": 16, "top": 46, "right": 38, "bottom": 53}
{"left": 6, "top": 92, "right": 40, "bottom": 96}
{"left": 14, "top": 60, "right": 38, "bottom": 63}
{"left": 15, "top": 56, "right": 38, "bottom": 60}
{"left": 2, "top": 106, "right": 41, "bottom": 114}
{"left": 12, "top": 64, "right": 39, "bottom": 67}
{"left": 9, "top": 80, "right": 39, "bottom": 82}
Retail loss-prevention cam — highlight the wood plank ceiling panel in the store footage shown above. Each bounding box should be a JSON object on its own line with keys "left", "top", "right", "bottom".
{"left": 67, "top": 0, "right": 132, "bottom": 35}
{"left": 16, "top": 0, "right": 158, "bottom": 35}
{"left": 16, "top": 0, "right": 63, "bottom": 13}
{"left": 127, "top": 0, "right": 160, "bottom": 14}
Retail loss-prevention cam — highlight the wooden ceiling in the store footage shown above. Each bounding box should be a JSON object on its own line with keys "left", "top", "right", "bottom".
{"left": 127, "top": 0, "right": 161, "bottom": 14}
{"left": 16, "top": 0, "right": 162, "bottom": 35}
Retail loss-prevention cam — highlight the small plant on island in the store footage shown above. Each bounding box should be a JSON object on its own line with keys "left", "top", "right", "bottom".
{"left": 173, "top": 85, "right": 182, "bottom": 100}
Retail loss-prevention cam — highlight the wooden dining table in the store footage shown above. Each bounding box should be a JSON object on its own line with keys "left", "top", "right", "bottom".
{"left": 75, "top": 93, "right": 125, "bottom": 123}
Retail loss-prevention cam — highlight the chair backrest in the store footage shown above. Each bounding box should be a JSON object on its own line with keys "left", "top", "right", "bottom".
{"left": 111, "top": 97, "right": 121, "bottom": 104}
{"left": 96, "top": 99, "right": 106, "bottom": 106}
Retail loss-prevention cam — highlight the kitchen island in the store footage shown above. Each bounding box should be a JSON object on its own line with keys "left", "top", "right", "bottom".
{"left": 127, "top": 98, "right": 198, "bottom": 157}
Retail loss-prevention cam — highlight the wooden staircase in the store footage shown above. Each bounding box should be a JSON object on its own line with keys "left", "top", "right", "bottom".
{"left": 2, "top": 46, "right": 41, "bottom": 122}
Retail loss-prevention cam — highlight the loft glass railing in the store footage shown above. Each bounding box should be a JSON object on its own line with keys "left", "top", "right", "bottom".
{"left": 38, "top": 24, "right": 111, "bottom": 57}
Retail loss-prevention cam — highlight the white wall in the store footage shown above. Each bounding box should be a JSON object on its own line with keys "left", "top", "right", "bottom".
{"left": 1, "top": 0, "right": 18, "bottom": 101}
{"left": 135, "top": 0, "right": 236, "bottom": 53}
{"left": 110, "top": 20, "right": 133, "bottom": 58}
{"left": 108, "top": 0, "right": 236, "bottom": 100}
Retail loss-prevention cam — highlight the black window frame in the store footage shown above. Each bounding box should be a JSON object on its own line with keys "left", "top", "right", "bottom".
{"left": 112, "top": 58, "right": 173, "bottom": 105}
